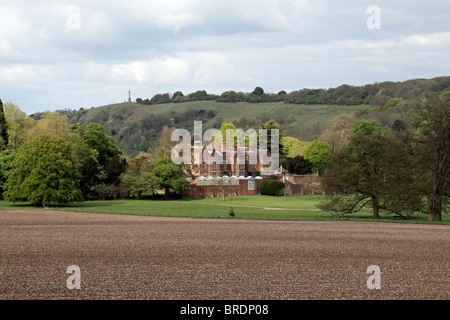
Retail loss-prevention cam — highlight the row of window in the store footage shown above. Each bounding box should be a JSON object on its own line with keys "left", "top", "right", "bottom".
{"left": 197, "top": 177, "right": 256, "bottom": 191}
{"left": 202, "top": 162, "right": 258, "bottom": 170}
{"left": 197, "top": 178, "right": 238, "bottom": 186}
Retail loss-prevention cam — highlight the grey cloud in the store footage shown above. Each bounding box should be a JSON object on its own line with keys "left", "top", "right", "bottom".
{"left": 1, "top": 0, "right": 449, "bottom": 114}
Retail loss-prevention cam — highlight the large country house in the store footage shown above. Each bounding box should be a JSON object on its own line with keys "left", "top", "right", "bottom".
{"left": 182, "top": 141, "right": 270, "bottom": 198}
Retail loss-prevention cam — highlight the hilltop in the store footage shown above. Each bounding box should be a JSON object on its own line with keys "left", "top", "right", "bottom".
{"left": 49, "top": 76, "right": 450, "bottom": 157}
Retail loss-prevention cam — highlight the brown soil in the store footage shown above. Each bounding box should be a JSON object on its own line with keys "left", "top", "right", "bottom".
{"left": 0, "top": 209, "right": 448, "bottom": 300}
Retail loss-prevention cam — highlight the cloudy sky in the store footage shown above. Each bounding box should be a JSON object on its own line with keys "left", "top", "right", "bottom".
{"left": 1, "top": 0, "right": 449, "bottom": 114}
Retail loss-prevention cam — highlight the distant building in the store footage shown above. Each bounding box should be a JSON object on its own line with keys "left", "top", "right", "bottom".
{"left": 182, "top": 141, "right": 270, "bottom": 198}
{"left": 192, "top": 141, "right": 268, "bottom": 178}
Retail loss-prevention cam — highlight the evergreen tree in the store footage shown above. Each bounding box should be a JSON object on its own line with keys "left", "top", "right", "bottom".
{"left": 0, "top": 100, "right": 9, "bottom": 151}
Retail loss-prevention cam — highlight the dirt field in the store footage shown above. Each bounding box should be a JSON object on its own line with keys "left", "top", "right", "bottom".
{"left": 0, "top": 209, "right": 448, "bottom": 300}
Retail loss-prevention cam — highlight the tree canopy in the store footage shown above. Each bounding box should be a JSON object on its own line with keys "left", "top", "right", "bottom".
{"left": 319, "top": 133, "right": 423, "bottom": 219}
{"left": 3, "top": 135, "right": 83, "bottom": 206}
{"left": 303, "top": 140, "right": 330, "bottom": 174}
{"left": 0, "top": 100, "right": 9, "bottom": 151}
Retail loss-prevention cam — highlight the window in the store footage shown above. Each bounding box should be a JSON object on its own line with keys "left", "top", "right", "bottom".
{"left": 212, "top": 162, "right": 217, "bottom": 170}
{"left": 202, "top": 162, "right": 207, "bottom": 169}
{"left": 248, "top": 178, "right": 255, "bottom": 191}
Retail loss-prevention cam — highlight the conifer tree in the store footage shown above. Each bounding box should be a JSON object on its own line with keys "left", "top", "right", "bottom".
{"left": 0, "top": 100, "right": 9, "bottom": 151}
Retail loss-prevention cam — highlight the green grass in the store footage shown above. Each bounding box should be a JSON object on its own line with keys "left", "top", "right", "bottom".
{"left": 1, "top": 195, "right": 448, "bottom": 224}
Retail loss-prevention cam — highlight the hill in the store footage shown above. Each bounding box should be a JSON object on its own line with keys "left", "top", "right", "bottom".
{"left": 50, "top": 76, "right": 450, "bottom": 157}
{"left": 55, "top": 101, "right": 364, "bottom": 157}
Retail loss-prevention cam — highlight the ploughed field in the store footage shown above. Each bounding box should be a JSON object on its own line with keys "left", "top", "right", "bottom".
{"left": 0, "top": 210, "right": 448, "bottom": 300}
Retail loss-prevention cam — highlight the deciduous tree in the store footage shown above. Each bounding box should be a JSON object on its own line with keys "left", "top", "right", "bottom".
{"left": 303, "top": 140, "right": 330, "bottom": 174}
{"left": 406, "top": 95, "right": 450, "bottom": 221}
{"left": 319, "top": 133, "right": 423, "bottom": 219}
{"left": 3, "top": 101, "right": 35, "bottom": 149}
{"left": 319, "top": 114, "right": 354, "bottom": 153}
{"left": 120, "top": 156, "right": 156, "bottom": 199}
{"left": 152, "top": 157, "right": 188, "bottom": 200}
{"left": 3, "top": 135, "right": 83, "bottom": 206}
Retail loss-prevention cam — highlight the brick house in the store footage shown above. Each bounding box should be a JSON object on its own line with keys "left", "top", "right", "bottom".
{"left": 182, "top": 141, "right": 268, "bottom": 198}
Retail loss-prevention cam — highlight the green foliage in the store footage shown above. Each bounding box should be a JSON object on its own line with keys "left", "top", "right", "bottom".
{"left": 252, "top": 87, "right": 264, "bottom": 96}
{"left": 0, "top": 150, "right": 17, "bottom": 198}
{"left": 216, "top": 122, "right": 237, "bottom": 144}
{"left": 76, "top": 122, "right": 121, "bottom": 167}
{"left": 281, "top": 136, "right": 311, "bottom": 157}
{"left": 228, "top": 207, "right": 235, "bottom": 218}
{"left": 0, "top": 100, "right": 9, "bottom": 151}
{"left": 319, "top": 133, "right": 424, "bottom": 219}
{"left": 408, "top": 95, "right": 450, "bottom": 221}
{"left": 27, "top": 111, "right": 74, "bottom": 139}
{"left": 285, "top": 155, "right": 313, "bottom": 175}
{"left": 76, "top": 123, "right": 126, "bottom": 194}
{"left": 383, "top": 97, "right": 404, "bottom": 110}
{"left": 318, "top": 114, "right": 354, "bottom": 153}
{"left": 3, "top": 101, "right": 34, "bottom": 150}
{"left": 259, "top": 179, "right": 285, "bottom": 196}
{"left": 152, "top": 157, "right": 188, "bottom": 199}
{"left": 260, "top": 119, "right": 285, "bottom": 155}
{"left": 130, "top": 76, "right": 449, "bottom": 107}
{"left": 303, "top": 140, "right": 330, "bottom": 173}
{"left": 3, "top": 135, "right": 83, "bottom": 206}
{"left": 120, "top": 156, "right": 156, "bottom": 199}
{"left": 352, "top": 119, "right": 388, "bottom": 136}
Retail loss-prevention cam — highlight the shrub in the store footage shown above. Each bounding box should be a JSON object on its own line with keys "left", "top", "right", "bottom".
{"left": 259, "top": 179, "right": 285, "bottom": 196}
{"left": 228, "top": 207, "right": 235, "bottom": 218}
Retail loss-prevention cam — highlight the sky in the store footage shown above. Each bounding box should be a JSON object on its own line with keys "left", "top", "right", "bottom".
{"left": 1, "top": 0, "right": 449, "bottom": 115}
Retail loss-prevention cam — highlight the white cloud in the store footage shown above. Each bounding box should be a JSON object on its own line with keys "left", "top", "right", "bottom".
{"left": 0, "top": 0, "right": 449, "bottom": 114}
{"left": 110, "top": 57, "right": 189, "bottom": 84}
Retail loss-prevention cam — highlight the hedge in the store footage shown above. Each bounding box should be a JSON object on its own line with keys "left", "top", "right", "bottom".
{"left": 259, "top": 179, "right": 285, "bottom": 196}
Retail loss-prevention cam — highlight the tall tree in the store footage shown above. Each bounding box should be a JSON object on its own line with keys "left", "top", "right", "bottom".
{"left": 120, "top": 156, "right": 156, "bottom": 199}
{"left": 303, "top": 140, "right": 330, "bottom": 174}
{"left": 407, "top": 95, "right": 450, "bottom": 221}
{"left": 259, "top": 120, "right": 284, "bottom": 156}
{"left": 76, "top": 122, "right": 126, "bottom": 193}
{"left": 319, "top": 133, "right": 423, "bottom": 219}
{"left": 0, "top": 100, "right": 9, "bottom": 151}
{"left": 3, "top": 101, "right": 35, "bottom": 150}
{"left": 152, "top": 157, "right": 188, "bottom": 200}
{"left": 27, "top": 111, "right": 74, "bottom": 139}
{"left": 0, "top": 150, "right": 17, "bottom": 198}
{"left": 285, "top": 155, "right": 313, "bottom": 175}
{"left": 319, "top": 114, "right": 354, "bottom": 153}
{"left": 3, "top": 135, "right": 83, "bottom": 206}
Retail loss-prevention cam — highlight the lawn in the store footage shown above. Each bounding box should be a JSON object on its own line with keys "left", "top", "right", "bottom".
{"left": 1, "top": 195, "right": 448, "bottom": 224}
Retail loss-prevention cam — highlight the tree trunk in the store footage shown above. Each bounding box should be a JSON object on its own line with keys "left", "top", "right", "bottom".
{"left": 372, "top": 196, "right": 380, "bottom": 219}
{"left": 164, "top": 188, "right": 169, "bottom": 201}
{"left": 429, "top": 193, "right": 442, "bottom": 222}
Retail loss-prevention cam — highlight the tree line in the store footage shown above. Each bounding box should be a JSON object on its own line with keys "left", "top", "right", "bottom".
{"left": 134, "top": 76, "right": 450, "bottom": 106}
{"left": 0, "top": 100, "right": 188, "bottom": 206}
